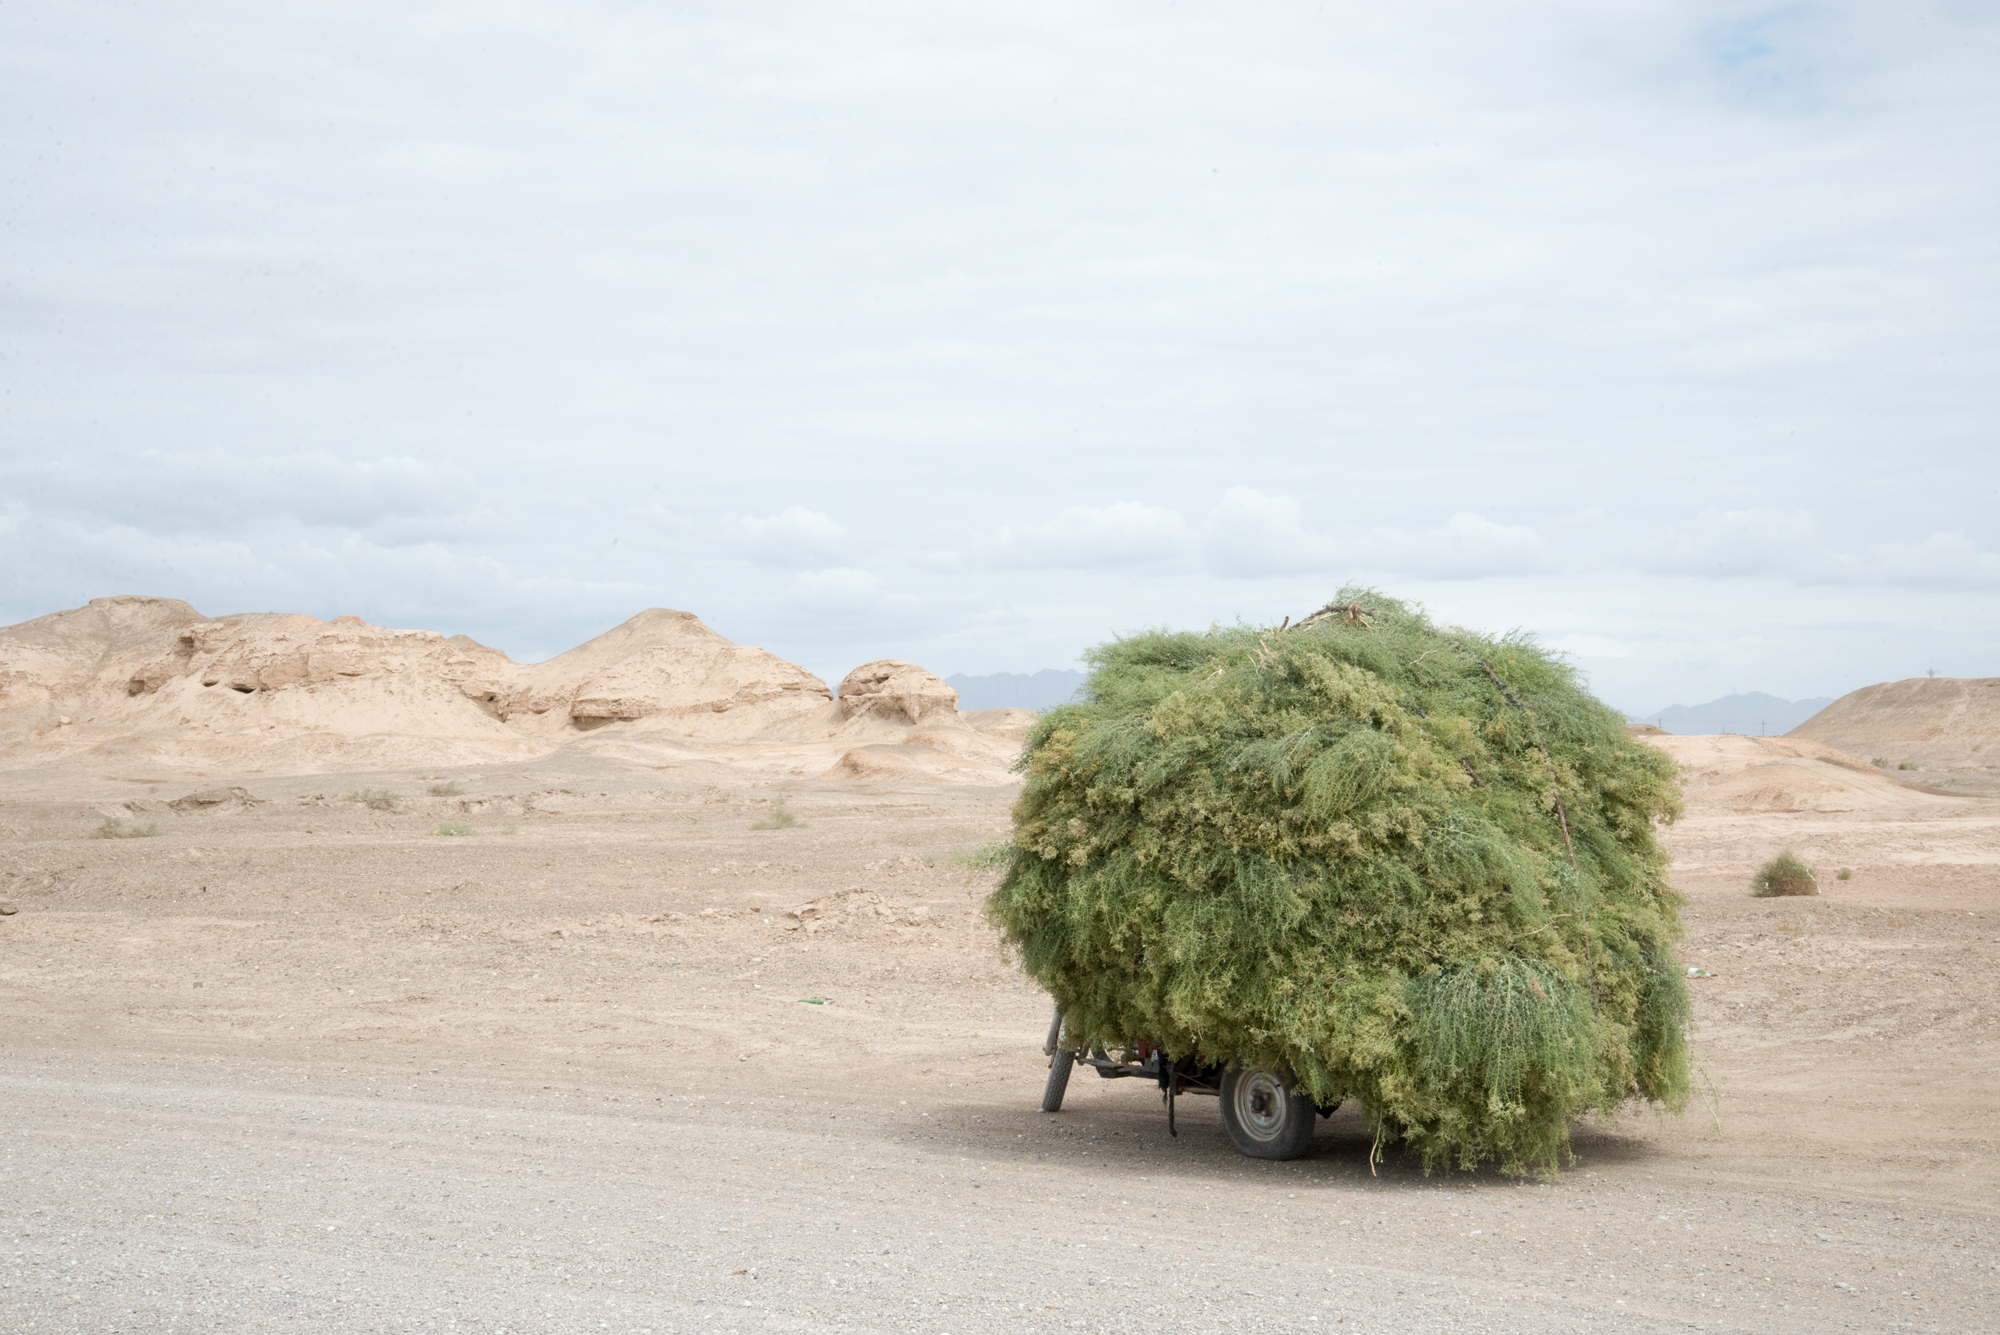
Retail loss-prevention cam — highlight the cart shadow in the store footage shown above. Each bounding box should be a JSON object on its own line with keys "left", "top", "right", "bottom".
{"left": 887, "top": 1077, "right": 1671, "bottom": 1192}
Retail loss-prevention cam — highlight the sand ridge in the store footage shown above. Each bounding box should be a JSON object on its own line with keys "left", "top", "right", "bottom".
{"left": 1790, "top": 675, "right": 2000, "bottom": 777}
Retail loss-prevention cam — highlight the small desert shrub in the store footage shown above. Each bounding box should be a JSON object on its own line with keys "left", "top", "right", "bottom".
{"left": 430, "top": 824, "right": 477, "bottom": 837}
{"left": 344, "top": 789, "right": 401, "bottom": 811}
{"left": 1871, "top": 757, "right": 1888, "bottom": 768}
{"left": 750, "top": 796, "right": 802, "bottom": 830}
{"left": 90, "top": 818, "right": 160, "bottom": 839}
{"left": 427, "top": 781, "right": 463, "bottom": 796}
{"left": 1752, "top": 850, "right": 1818, "bottom": 897}
{"left": 1896, "top": 762, "right": 1911, "bottom": 771}
{"left": 1835, "top": 867, "right": 1852, "bottom": 881}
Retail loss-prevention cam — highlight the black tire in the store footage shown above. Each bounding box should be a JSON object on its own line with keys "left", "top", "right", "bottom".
{"left": 1220, "top": 1066, "right": 1316, "bottom": 1159}
{"left": 1041, "top": 1048, "right": 1075, "bottom": 1112}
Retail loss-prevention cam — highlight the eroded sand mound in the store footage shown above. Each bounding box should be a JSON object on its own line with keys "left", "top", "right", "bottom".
{"left": 1646, "top": 734, "right": 1956, "bottom": 815}
{"left": 0, "top": 597, "right": 1033, "bottom": 778}
{"left": 512, "top": 608, "right": 834, "bottom": 742}
{"left": 1789, "top": 677, "right": 2000, "bottom": 773}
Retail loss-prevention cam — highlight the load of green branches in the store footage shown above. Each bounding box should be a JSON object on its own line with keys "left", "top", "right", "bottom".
{"left": 985, "top": 589, "right": 1690, "bottom": 1175}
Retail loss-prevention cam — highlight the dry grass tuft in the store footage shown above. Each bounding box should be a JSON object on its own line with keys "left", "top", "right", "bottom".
{"left": 751, "top": 796, "right": 802, "bottom": 830}
{"left": 90, "top": 818, "right": 160, "bottom": 839}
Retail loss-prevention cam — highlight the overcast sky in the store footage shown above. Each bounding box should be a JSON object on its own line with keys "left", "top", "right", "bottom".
{"left": 4, "top": 2, "right": 1995, "bottom": 712}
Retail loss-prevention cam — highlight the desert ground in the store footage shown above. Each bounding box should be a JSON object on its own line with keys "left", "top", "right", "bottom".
{"left": 3, "top": 603, "right": 1997, "bottom": 1332}
{"left": 2, "top": 737, "right": 1996, "bottom": 1335}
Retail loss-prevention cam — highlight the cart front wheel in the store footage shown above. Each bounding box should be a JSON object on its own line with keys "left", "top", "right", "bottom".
{"left": 1041, "top": 1048, "right": 1075, "bottom": 1113}
{"left": 1221, "top": 1066, "right": 1315, "bottom": 1159}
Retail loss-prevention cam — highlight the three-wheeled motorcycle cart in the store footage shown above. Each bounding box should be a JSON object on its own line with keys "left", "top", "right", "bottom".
{"left": 1036, "top": 1008, "right": 1333, "bottom": 1160}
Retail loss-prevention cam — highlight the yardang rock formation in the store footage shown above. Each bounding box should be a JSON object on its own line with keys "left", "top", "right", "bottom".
{"left": 0, "top": 596, "right": 1021, "bottom": 780}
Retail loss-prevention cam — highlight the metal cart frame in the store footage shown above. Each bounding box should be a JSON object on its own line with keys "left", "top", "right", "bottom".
{"left": 1036, "top": 1007, "right": 1332, "bottom": 1160}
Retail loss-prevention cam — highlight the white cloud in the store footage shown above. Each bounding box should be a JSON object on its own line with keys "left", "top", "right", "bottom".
{"left": 617, "top": 504, "right": 850, "bottom": 568}
{"left": 1853, "top": 531, "right": 2000, "bottom": 590}
{"left": 784, "top": 567, "right": 894, "bottom": 615}
{"left": 1374, "top": 514, "right": 1558, "bottom": 580}
{"left": 723, "top": 507, "right": 850, "bottom": 567}
{"left": 1642, "top": 509, "right": 1823, "bottom": 579}
{"left": 1, "top": 448, "right": 480, "bottom": 542}
{"left": 1632, "top": 510, "right": 2000, "bottom": 590}
{"left": 1200, "top": 492, "right": 1555, "bottom": 581}
{"left": 1, "top": 3, "right": 1994, "bottom": 700}
{"left": 1550, "top": 634, "right": 1631, "bottom": 660}
{"left": 988, "top": 502, "right": 1191, "bottom": 571}
{"left": 1200, "top": 488, "right": 1334, "bottom": 578}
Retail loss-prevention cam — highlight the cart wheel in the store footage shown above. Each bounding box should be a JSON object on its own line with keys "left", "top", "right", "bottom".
{"left": 1220, "top": 1066, "right": 1316, "bottom": 1159}
{"left": 1041, "top": 1048, "right": 1075, "bottom": 1113}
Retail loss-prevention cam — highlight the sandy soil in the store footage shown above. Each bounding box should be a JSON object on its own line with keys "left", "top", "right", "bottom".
{"left": 3, "top": 740, "right": 1998, "bottom": 1333}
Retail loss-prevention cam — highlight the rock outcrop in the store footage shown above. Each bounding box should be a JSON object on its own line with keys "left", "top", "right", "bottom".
{"left": 835, "top": 660, "right": 959, "bottom": 726}
{"left": 167, "top": 786, "right": 267, "bottom": 813}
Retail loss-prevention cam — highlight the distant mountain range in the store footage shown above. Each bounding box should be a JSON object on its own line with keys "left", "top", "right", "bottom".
{"left": 1625, "top": 691, "right": 1835, "bottom": 737}
{"left": 946, "top": 669, "right": 1087, "bottom": 712}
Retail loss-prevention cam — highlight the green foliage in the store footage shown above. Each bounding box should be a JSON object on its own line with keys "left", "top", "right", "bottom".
{"left": 427, "top": 781, "right": 463, "bottom": 796}
{"left": 1835, "top": 867, "right": 1852, "bottom": 881}
{"left": 751, "top": 796, "right": 803, "bottom": 830}
{"left": 344, "top": 789, "right": 401, "bottom": 811}
{"left": 90, "top": 818, "right": 161, "bottom": 839}
{"left": 1751, "top": 850, "right": 1817, "bottom": 897}
{"left": 984, "top": 588, "right": 1689, "bottom": 1175}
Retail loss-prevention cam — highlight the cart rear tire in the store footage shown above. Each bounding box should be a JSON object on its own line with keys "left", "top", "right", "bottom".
{"left": 1220, "top": 1066, "right": 1315, "bottom": 1159}
{"left": 1041, "top": 1048, "right": 1075, "bottom": 1112}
